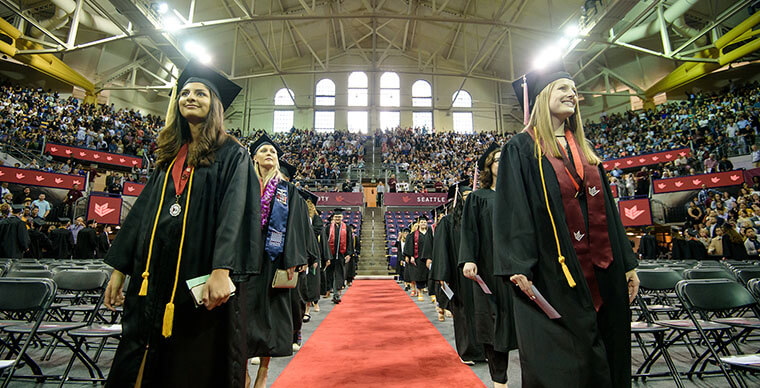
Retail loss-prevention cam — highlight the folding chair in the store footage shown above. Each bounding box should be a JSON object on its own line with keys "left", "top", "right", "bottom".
{"left": 4, "top": 270, "right": 53, "bottom": 279}
{"left": 0, "top": 278, "right": 57, "bottom": 388}
{"left": 683, "top": 268, "right": 735, "bottom": 281}
{"left": 735, "top": 269, "right": 760, "bottom": 286}
{"left": 676, "top": 279, "right": 760, "bottom": 387}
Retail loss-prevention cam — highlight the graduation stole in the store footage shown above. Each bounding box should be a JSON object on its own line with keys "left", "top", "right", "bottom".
{"left": 414, "top": 229, "right": 427, "bottom": 258}
{"left": 264, "top": 182, "right": 289, "bottom": 261}
{"left": 329, "top": 222, "right": 348, "bottom": 255}
{"left": 532, "top": 127, "right": 613, "bottom": 311}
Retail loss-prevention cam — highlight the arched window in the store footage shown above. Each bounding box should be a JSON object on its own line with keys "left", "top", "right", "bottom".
{"left": 315, "top": 79, "right": 335, "bottom": 132}
{"left": 347, "top": 72, "right": 368, "bottom": 133}
{"left": 412, "top": 80, "right": 433, "bottom": 130}
{"left": 380, "top": 72, "right": 400, "bottom": 107}
{"left": 452, "top": 90, "right": 472, "bottom": 133}
{"left": 273, "top": 88, "right": 295, "bottom": 133}
{"left": 412, "top": 80, "right": 432, "bottom": 107}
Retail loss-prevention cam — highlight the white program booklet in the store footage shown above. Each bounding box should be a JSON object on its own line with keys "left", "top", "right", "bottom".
{"left": 442, "top": 282, "right": 455, "bottom": 299}
{"left": 531, "top": 285, "right": 561, "bottom": 319}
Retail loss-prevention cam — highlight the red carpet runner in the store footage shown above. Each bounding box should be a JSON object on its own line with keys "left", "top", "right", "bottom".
{"left": 271, "top": 280, "right": 486, "bottom": 388}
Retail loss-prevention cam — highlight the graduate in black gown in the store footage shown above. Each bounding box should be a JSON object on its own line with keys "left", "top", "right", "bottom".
{"left": 345, "top": 225, "right": 359, "bottom": 286}
{"left": 49, "top": 218, "right": 75, "bottom": 260}
{"left": 432, "top": 182, "right": 485, "bottom": 364}
{"left": 97, "top": 225, "right": 113, "bottom": 259}
{"left": 395, "top": 228, "right": 409, "bottom": 285}
{"left": 404, "top": 215, "right": 434, "bottom": 301}
{"left": 102, "top": 61, "right": 260, "bottom": 388}
{"left": 493, "top": 66, "right": 639, "bottom": 388}
{"left": 26, "top": 218, "right": 52, "bottom": 260}
{"left": 0, "top": 205, "right": 30, "bottom": 259}
{"left": 301, "top": 191, "right": 330, "bottom": 317}
{"left": 326, "top": 208, "right": 355, "bottom": 303}
{"left": 246, "top": 133, "right": 311, "bottom": 388}
{"left": 74, "top": 219, "right": 98, "bottom": 260}
{"left": 460, "top": 143, "right": 517, "bottom": 387}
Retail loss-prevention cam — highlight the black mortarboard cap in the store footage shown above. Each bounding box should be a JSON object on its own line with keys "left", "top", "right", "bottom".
{"left": 33, "top": 218, "right": 45, "bottom": 227}
{"left": 249, "top": 132, "right": 284, "bottom": 157}
{"left": 331, "top": 208, "right": 345, "bottom": 218}
{"left": 477, "top": 142, "right": 500, "bottom": 171}
{"left": 58, "top": 217, "right": 71, "bottom": 223}
{"left": 298, "top": 188, "right": 318, "bottom": 205}
{"left": 401, "top": 227, "right": 410, "bottom": 233}
{"left": 512, "top": 62, "right": 573, "bottom": 116}
{"left": 177, "top": 60, "right": 242, "bottom": 111}
{"left": 11, "top": 204, "right": 23, "bottom": 213}
{"left": 447, "top": 180, "right": 472, "bottom": 201}
{"left": 87, "top": 219, "right": 96, "bottom": 225}
{"left": 280, "top": 159, "right": 297, "bottom": 180}
{"left": 418, "top": 214, "right": 429, "bottom": 222}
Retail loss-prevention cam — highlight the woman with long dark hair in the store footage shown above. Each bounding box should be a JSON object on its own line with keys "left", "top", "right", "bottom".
{"left": 493, "top": 65, "right": 639, "bottom": 387}
{"left": 102, "top": 61, "right": 261, "bottom": 388}
{"left": 460, "top": 143, "right": 517, "bottom": 388}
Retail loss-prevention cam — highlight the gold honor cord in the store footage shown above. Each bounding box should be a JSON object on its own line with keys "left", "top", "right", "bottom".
{"left": 162, "top": 168, "right": 194, "bottom": 338}
{"left": 535, "top": 138, "right": 577, "bottom": 288}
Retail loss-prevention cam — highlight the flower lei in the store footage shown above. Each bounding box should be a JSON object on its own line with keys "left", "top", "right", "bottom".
{"left": 260, "top": 176, "right": 280, "bottom": 228}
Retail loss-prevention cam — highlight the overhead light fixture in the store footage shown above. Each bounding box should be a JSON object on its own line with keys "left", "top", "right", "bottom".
{"left": 162, "top": 16, "right": 180, "bottom": 32}
{"left": 158, "top": 2, "right": 169, "bottom": 14}
{"left": 564, "top": 24, "right": 580, "bottom": 38}
{"left": 184, "top": 41, "right": 213, "bottom": 65}
{"left": 532, "top": 45, "right": 561, "bottom": 70}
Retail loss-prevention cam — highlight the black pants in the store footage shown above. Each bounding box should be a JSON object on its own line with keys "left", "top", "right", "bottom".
{"left": 484, "top": 343, "right": 509, "bottom": 384}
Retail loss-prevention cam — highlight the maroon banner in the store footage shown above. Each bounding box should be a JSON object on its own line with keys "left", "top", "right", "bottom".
{"left": 653, "top": 170, "right": 745, "bottom": 194}
{"left": 618, "top": 198, "right": 653, "bottom": 227}
{"left": 0, "top": 166, "right": 85, "bottom": 190}
{"left": 602, "top": 148, "right": 690, "bottom": 171}
{"left": 610, "top": 184, "right": 618, "bottom": 198}
{"left": 314, "top": 192, "right": 364, "bottom": 207}
{"left": 744, "top": 167, "right": 760, "bottom": 184}
{"left": 123, "top": 182, "right": 145, "bottom": 197}
{"left": 87, "top": 194, "right": 122, "bottom": 225}
{"left": 45, "top": 143, "right": 143, "bottom": 168}
{"left": 384, "top": 193, "right": 448, "bottom": 207}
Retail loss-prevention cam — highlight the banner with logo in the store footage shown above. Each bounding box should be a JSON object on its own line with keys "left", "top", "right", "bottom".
{"left": 653, "top": 170, "right": 745, "bottom": 194}
{"left": 45, "top": 143, "right": 143, "bottom": 169}
{"left": 87, "top": 194, "right": 122, "bottom": 225}
{"left": 122, "top": 182, "right": 145, "bottom": 197}
{"left": 618, "top": 198, "right": 652, "bottom": 227}
{"left": 0, "top": 166, "right": 85, "bottom": 190}
{"left": 384, "top": 193, "right": 448, "bottom": 207}
{"left": 602, "top": 148, "right": 690, "bottom": 171}
{"left": 314, "top": 192, "right": 364, "bottom": 207}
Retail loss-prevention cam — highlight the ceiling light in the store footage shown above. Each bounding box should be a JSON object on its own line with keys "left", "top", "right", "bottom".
{"left": 564, "top": 24, "right": 580, "bottom": 38}
{"left": 162, "top": 16, "right": 180, "bottom": 32}
{"left": 158, "top": 3, "right": 169, "bottom": 14}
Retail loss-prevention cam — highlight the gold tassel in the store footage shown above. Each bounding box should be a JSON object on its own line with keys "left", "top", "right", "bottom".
{"left": 138, "top": 271, "right": 149, "bottom": 296}
{"left": 161, "top": 302, "right": 175, "bottom": 338}
{"left": 558, "top": 255, "right": 576, "bottom": 287}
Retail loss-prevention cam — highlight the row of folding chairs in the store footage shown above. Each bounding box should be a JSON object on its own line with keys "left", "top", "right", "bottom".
{"left": 0, "top": 270, "right": 121, "bottom": 387}
{"left": 632, "top": 265, "right": 760, "bottom": 388}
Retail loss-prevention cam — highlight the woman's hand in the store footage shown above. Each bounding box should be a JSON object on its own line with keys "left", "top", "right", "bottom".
{"left": 462, "top": 262, "right": 478, "bottom": 280}
{"left": 509, "top": 274, "right": 536, "bottom": 300}
{"left": 410, "top": 257, "right": 416, "bottom": 266}
{"left": 202, "top": 268, "right": 232, "bottom": 311}
{"left": 626, "top": 269, "right": 640, "bottom": 304}
{"left": 325, "top": 260, "right": 331, "bottom": 268}
{"left": 104, "top": 269, "right": 126, "bottom": 311}
{"left": 344, "top": 255, "right": 351, "bottom": 264}
{"left": 286, "top": 266, "right": 296, "bottom": 280}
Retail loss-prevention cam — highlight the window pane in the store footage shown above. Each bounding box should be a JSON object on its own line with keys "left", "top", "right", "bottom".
{"left": 412, "top": 97, "right": 431, "bottom": 107}
{"left": 412, "top": 80, "right": 431, "bottom": 97}
{"left": 380, "top": 89, "right": 400, "bottom": 107}
{"left": 274, "top": 88, "right": 295, "bottom": 106}
{"left": 380, "top": 72, "right": 400, "bottom": 88}
{"left": 452, "top": 112, "right": 473, "bottom": 133}
{"left": 348, "top": 88, "right": 368, "bottom": 106}
{"left": 348, "top": 72, "right": 368, "bottom": 88}
{"left": 347, "top": 111, "right": 368, "bottom": 133}
{"left": 273, "top": 110, "right": 294, "bottom": 133}
{"left": 316, "top": 79, "right": 335, "bottom": 96}
{"left": 315, "top": 96, "right": 335, "bottom": 106}
{"left": 379, "top": 111, "right": 400, "bottom": 131}
{"left": 314, "top": 111, "right": 335, "bottom": 133}
{"left": 413, "top": 112, "right": 433, "bottom": 131}
{"left": 452, "top": 90, "right": 472, "bottom": 108}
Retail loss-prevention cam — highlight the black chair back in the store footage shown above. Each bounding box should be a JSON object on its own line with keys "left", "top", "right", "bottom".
{"left": 735, "top": 269, "right": 760, "bottom": 285}
{"left": 676, "top": 279, "right": 758, "bottom": 312}
{"left": 53, "top": 270, "right": 108, "bottom": 292}
{"left": 637, "top": 269, "right": 683, "bottom": 291}
{"left": 748, "top": 278, "right": 760, "bottom": 300}
{"left": 0, "top": 278, "right": 56, "bottom": 313}
{"left": 682, "top": 268, "right": 734, "bottom": 281}
{"left": 5, "top": 270, "right": 54, "bottom": 279}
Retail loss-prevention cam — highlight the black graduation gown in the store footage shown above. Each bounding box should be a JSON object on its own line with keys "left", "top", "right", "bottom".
{"left": 458, "top": 189, "right": 517, "bottom": 353}
{"left": 345, "top": 226, "right": 358, "bottom": 281}
{"left": 26, "top": 229, "right": 52, "bottom": 260}
{"left": 431, "top": 214, "right": 485, "bottom": 361}
{"left": 0, "top": 216, "right": 30, "bottom": 259}
{"left": 49, "top": 228, "right": 74, "bottom": 260}
{"left": 305, "top": 214, "right": 329, "bottom": 303}
{"left": 245, "top": 181, "right": 310, "bottom": 358}
{"left": 638, "top": 234, "right": 657, "bottom": 260}
{"left": 326, "top": 221, "right": 355, "bottom": 292}
{"left": 492, "top": 132, "right": 638, "bottom": 388}
{"left": 723, "top": 237, "right": 749, "bottom": 260}
{"left": 393, "top": 240, "right": 404, "bottom": 277}
{"left": 104, "top": 140, "right": 261, "bottom": 388}
{"left": 404, "top": 230, "right": 434, "bottom": 283}
{"left": 97, "top": 232, "right": 111, "bottom": 259}
{"left": 74, "top": 227, "right": 98, "bottom": 260}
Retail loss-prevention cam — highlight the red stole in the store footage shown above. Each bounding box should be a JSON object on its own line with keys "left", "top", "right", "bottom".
{"left": 413, "top": 229, "right": 428, "bottom": 258}
{"left": 529, "top": 128, "right": 614, "bottom": 311}
{"left": 329, "top": 222, "right": 348, "bottom": 256}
